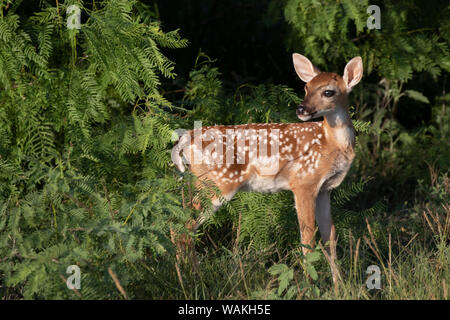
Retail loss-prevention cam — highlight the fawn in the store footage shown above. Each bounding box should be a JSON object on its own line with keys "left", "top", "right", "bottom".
{"left": 171, "top": 54, "right": 363, "bottom": 283}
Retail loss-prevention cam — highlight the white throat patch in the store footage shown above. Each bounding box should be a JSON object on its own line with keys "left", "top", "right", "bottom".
{"left": 325, "top": 107, "right": 355, "bottom": 149}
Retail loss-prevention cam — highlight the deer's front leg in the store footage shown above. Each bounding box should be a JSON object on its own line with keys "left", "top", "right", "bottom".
{"left": 293, "top": 189, "right": 317, "bottom": 255}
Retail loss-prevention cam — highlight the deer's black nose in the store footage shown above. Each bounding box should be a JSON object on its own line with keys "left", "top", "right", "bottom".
{"left": 296, "top": 105, "right": 305, "bottom": 115}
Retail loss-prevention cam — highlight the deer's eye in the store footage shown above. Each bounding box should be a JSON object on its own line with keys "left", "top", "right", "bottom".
{"left": 323, "top": 90, "right": 335, "bottom": 97}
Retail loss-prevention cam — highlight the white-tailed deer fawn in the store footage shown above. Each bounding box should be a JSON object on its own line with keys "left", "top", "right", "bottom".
{"left": 171, "top": 54, "right": 363, "bottom": 283}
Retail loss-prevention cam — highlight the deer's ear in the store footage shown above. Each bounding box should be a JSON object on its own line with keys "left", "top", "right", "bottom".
{"left": 343, "top": 56, "right": 363, "bottom": 92}
{"left": 292, "top": 53, "right": 320, "bottom": 83}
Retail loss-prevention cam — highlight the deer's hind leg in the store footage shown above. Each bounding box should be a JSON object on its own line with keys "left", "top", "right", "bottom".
{"left": 192, "top": 178, "right": 237, "bottom": 232}
{"left": 171, "top": 177, "right": 235, "bottom": 264}
{"left": 315, "top": 190, "right": 341, "bottom": 287}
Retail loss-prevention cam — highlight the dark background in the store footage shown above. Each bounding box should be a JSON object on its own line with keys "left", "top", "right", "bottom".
{"left": 151, "top": 0, "right": 448, "bottom": 129}
{"left": 152, "top": 1, "right": 297, "bottom": 89}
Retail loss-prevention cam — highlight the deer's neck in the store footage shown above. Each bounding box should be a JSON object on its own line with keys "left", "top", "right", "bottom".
{"left": 323, "top": 105, "right": 355, "bottom": 151}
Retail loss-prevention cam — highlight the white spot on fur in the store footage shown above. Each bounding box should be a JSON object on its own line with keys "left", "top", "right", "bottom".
{"left": 303, "top": 143, "right": 309, "bottom": 152}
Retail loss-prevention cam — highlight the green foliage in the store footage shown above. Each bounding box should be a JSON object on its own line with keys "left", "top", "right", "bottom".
{"left": 0, "top": 0, "right": 190, "bottom": 299}
{"left": 269, "top": 263, "right": 295, "bottom": 298}
{"left": 253, "top": 249, "right": 323, "bottom": 299}
{"left": 0, "top": 0, "right": 448, "bottom": 300}
{"left": 282, "top": 0, "right": 450, "bottom": 82}
{"left": 184, "top": 63, "right": 301, "bottom": 126}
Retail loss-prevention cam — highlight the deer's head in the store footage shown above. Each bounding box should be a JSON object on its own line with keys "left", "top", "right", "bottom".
{"left": 292, "top": 54, "right": 363, "bottom": 121}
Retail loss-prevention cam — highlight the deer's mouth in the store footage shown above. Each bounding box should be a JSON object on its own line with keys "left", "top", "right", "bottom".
{"left": 297, "top": 111, "right": 316, "bottom": 121}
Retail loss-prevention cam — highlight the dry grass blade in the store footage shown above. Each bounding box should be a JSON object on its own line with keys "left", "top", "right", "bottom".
{"left": 403, "top": 233, "right": 419, "bottom": 250}
{"left": 443, "top": 280, "right": 448, "bottom": 300}
{"left": 233, "top": 210, "right": 242, "bottom": 254}
{"left": 353, "top": 237, "right": 361, "bottom": 284}
{"left": 59, "top": 275, "right": 82, "bottom": 298}
{"left": 423, "top": 209, "right": 436, "bottom": 234}
{"left": 169, "top": 228, "right": 188, "bottom": 299}
{"left": 364, "top": 219, "right": 387, "bottom": 270}
{"left": 318, "top": 241, "right": 342, "bottom": 296}
{"left": 108, "top": 267, "right": 129, "bottom": 300}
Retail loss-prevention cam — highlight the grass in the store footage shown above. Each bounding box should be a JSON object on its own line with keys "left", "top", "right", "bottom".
{"left": 1, "top": 162, "right": 446, "bottom": 301}
{"left": 1, "top": 70, "right": 447, "bottom": 301}
{"left": 132, "top": 177, "right": 449, "bottom": 300}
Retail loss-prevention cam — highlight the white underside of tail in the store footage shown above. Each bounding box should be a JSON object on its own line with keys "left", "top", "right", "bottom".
{"left": 171, "top": 133, "right": 191, "bottom": 173}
